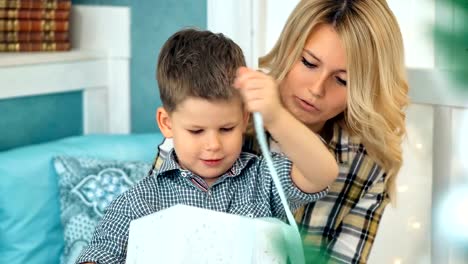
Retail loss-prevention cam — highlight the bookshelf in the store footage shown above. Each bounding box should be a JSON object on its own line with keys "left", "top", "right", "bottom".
{"left": 0, "top": 5, "right": 130, "bottom": 134}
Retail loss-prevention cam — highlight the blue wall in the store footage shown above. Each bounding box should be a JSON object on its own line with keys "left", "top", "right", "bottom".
{"left": 0, "top": 92, "right": 82, "bottom": 151}
{"left": 0, "top": 0, "right": 206, "bottom": 151}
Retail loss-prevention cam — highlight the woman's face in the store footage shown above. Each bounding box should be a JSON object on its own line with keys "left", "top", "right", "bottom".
{"left": 279, "top": 23, "right": 348, "bottom": 132}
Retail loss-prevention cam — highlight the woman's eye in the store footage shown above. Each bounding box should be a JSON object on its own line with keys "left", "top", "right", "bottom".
{"left": 336, "top": 77, "right": 347, "bottom": 86}
{"left": 188, "top": 129, "right": 203, "bottom": 134}
{"left": 220, "top": 127, "right": 234, "bottom": 132}
{"left": 301, "top": 57, "right": 317, "bottom": 69}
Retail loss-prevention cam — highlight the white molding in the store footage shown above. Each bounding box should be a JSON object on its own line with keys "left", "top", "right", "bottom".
{"left": 83, "top": 87, "right": 109, "bottom": 133}
{"left": 207, "top": 0, "right": 255, "bottom": 67}
{"left": 431, "top": 106, "right": 453, "bottom": 264}
{"left": 0, "top": 59, "right": 107, "bottom": 99}
{"left": 250, "top": 0, "right": 267, "bottom": 68}
{"left": 107, "top": 59, "right": 130, "bottom": 133}
{"left": 0, "top": 50, "right": 105, "bottom": 67}
{"left": 407, "top": 68, "right": 468, "bottom": 108}
{"left": 71, "top": 5, "right": 131, "bottom": 134}
{"left": 0, "top": 5, "right": 131, "bottom": 134}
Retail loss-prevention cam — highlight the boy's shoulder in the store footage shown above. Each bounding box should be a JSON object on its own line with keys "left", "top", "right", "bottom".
{"left": 93, "top": 175, "right": 158, "bottom": 224}
{"left": 126, "top": 172, "right": 162, "bottom": 199}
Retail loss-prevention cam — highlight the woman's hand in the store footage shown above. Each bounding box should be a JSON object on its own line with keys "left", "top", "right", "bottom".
{"left": 234, "top": 68, "right": 338, "bottom": 193}
{"left": 233, "top": 67, "right": 285, "bottom": 128}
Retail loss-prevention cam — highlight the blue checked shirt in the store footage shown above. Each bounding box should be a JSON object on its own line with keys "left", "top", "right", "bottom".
{"left": 76, "top": 149, "right": 328, "bottom": 264}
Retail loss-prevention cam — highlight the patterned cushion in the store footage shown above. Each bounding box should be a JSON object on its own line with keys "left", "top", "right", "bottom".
{"left": 53, "top": 156, "right": 151, "bottom": 264}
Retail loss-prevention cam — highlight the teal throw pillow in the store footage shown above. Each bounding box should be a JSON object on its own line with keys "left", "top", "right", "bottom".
{"left": 53, "top": 156, "right": 151, "bottom": 264}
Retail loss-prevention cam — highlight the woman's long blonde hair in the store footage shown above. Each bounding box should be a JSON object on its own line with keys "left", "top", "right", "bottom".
{"left": 260, "top": 0, "right": 409, "bottom": 203}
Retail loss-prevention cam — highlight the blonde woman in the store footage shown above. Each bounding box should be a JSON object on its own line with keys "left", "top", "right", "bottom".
{"left": 235, "top": 0, "right": 408, "bottom": 263}
{"left": 153, "top": 0, "right": 408, "bottom": 262}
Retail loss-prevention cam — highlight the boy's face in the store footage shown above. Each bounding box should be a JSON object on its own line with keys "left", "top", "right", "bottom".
{"left": 157, "top": 97, "right": 249, "bottom": 185}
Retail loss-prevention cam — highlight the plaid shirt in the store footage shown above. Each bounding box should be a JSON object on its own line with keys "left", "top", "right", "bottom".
{"left": 152, "top": 122, "right": 389, "bottom": 264}
{"left": 245, "top": 123, "right": 389, "bottom": 264}
{"left": 76, "top": 149, "right": 327, "bottom": 264}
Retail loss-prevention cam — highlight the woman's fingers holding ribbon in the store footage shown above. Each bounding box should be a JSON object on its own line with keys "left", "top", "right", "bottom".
{"left": 234, "top": 67, "right": 283, "bottom": 126}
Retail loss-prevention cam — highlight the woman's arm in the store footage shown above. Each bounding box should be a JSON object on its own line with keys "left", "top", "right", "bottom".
{"left": 267, "top": 109, "right": 338, "bottom": 193}
{"left": 326, "top": 178, "right": 388, "bottom": 264}
{"left": 298, "top": 167, "right": 389, "bottom": 264}
{"left": 234, "top": 67, "right": 339, "bottom": 193}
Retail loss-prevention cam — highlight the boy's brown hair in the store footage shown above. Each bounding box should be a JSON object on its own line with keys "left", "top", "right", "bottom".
{"left": 157, "top": 28, "right": 246, "bottom": 112}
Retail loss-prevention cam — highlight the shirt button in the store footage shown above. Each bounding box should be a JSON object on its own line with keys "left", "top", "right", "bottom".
{"left": 247, "top": 213, "right": 254, "bottom": 218}
{"left": 181, "top": 172, "right": 187, "bottom": 177}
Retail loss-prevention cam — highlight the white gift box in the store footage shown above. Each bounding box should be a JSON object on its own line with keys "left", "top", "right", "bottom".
{"left": 126, "top": 204, "right": 304, "bottom": 264}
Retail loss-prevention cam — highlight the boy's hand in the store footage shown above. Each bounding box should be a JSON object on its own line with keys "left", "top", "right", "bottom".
{"left": 233, "top": 67, "right": 285, "bottom": 127}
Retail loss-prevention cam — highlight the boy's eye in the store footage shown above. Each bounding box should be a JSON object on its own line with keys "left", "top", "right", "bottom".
{"left": 220, "top": 127, "right": 234, "bottom": 132}
{"left": 336, "top": 77, "right": 347, "bottom": 86}
{"left": 188, "top": 129, "right": 203, "bottom": 134}
{"left": 301, "top": 57, "right": 317, "bottom": 69}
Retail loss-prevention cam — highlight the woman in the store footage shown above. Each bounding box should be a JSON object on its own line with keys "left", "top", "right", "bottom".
{"left": 154, "top": 0, "right": 408, "bottom": 263}
{"left": 236, "top": 0, "right": 408, "bottom": 263}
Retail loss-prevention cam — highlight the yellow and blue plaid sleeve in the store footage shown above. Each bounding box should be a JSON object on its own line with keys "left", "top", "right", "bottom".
{"left": 297, "top": 155, "right": 389, "bottom": 264}
{"left": 294, "top": 122, "right": 391, "bottom": 264}
{"left": 326, "top": 171, "right": 389, "bottom": 264}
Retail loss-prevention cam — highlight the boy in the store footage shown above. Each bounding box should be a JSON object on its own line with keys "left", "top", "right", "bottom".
{"left": 77, "top": 28, "right": 338, "bottom": 264}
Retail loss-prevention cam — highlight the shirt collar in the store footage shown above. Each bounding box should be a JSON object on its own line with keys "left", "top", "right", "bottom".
{"left": 153, "top": 149, "right": 257, "bottom": 178}
{"left": 155, "top": 149, "right": 183, "bottom": 176}
{"left": 229, "top": 152, "right": 257, "bottom": 176}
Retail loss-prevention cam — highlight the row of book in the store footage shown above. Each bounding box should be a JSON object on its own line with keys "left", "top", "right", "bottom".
{"left": 0, "top": 0, "right": 71, "bottom": 52}
{"left": 0, "top": 0, "right": 71, "bottom": 10}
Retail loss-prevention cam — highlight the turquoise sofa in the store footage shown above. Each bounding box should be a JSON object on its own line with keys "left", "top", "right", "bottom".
{"left": 0, "top": 133, "right": 164, "bottom": 264}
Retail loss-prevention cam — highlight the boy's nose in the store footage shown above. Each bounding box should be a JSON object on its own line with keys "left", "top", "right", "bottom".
{"left": 205, "top": 134, "right": 221, "bottom": 151}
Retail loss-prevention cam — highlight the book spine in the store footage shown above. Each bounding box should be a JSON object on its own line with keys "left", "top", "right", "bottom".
{"left": 0, "top": 31, "right": 68, "bottom": 42}
{"left": 0, "top": 9, "right": 70, "bottom": 20}
{"left": 0, "top": 41, "right": 70, "bottom": 51}
{"left": 0, "top": 19, "right": 69, "bottom": 32}
{"left": 0, "top": 0, "right": 71, "bottom": 11}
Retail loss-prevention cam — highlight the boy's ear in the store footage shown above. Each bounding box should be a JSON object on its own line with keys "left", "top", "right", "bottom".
{"left": 156, "top": 107, "right": 173, "bottom": 138}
